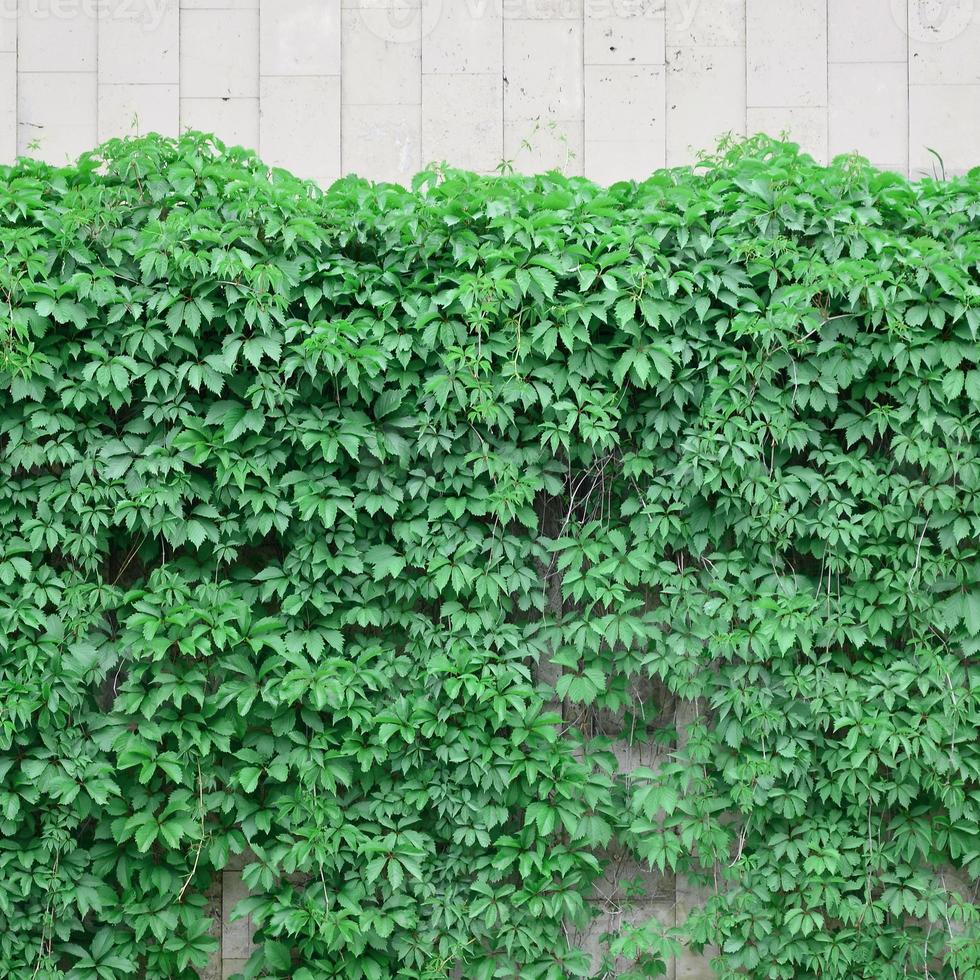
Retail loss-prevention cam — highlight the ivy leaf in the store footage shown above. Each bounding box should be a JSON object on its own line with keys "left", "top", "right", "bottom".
{"left": 365, "top": 544, "right": 406, "bottom": 580}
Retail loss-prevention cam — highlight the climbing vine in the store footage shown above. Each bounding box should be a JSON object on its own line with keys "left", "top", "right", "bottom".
{"left": 1, "top": 132, "right": 979, "bottom": 979}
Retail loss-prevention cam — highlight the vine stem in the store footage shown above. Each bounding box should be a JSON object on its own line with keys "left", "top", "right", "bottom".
{"left": 178, "top": 762, "right": 206, "bottom": 902}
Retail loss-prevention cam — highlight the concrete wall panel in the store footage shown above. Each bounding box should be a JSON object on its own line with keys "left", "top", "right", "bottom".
{"left": 260, "top": 0, "right": 342, "bottom": 76}
{"left": 908, "top": 0, "right": 980, "bottom": 84}
{"left": 584, "top": 0, "right": 665, "bottom": 66}
{"left": 829, "top": 0, "right": 908, "bottom": 63}
{"left": 746, "top": 0, "right": 827, "bottom": 108}
{"left": 0, "top": 6, "right": 15, "bottom": 52}
{"left": 99, "top": 83, "right": 180, "bottom": 142}
{"left": 830, "top": 61, "right": 908, "bottom": 171}
{"left": 667, "top": 0, "right": 744, "bottom": 47}
{"left": 181, "top": 9, "right": 259, "bottom": 98}
{"left": 423, "top": 71, "right": 503, "bottom": 171}
{"left": 2, "top": 0, "right": 978, "bottom": 184}
{"left": 504, "top": 18, "right": 583, "bottom": 120}
{"left": 180, "top": 96, "right": 259, "bottom": 146}
{"left": 18, "top": 0, "right": 96, "bottom": 73}
{"left": 99, "top": 0, "right": 179, "bottom": 85}
{"left": 423, "top": 0, "right": 501, "bottom": 74}
{"left": 504, "top": 114, "right": 582, "bottom": 173}
{"left": 17, "top": 70, "right": 96, "bottom": 160}
{"left": 260, "top": 74, "right": 341, "bottom": 183}
{"left": 342, "top": 5, "right": 421, "bottom": 105}
{"left": 343, "top": 101, "right": 421, "bottom": 181}
{"left": 667, "top": 44, "right": 745, "bottom": 166}
{"left": 0, "top": 51, "right": 14, "bottom": 161}
{"left": 746, "top": 105, "right": 828, "bottom": 161}
{"left": 910, "top": 82, "right": 980, "bottom": 176}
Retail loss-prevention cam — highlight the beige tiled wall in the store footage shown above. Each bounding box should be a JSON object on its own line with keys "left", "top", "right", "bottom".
{"left": 2, "top": 0, "right": 979, "bottom": 182}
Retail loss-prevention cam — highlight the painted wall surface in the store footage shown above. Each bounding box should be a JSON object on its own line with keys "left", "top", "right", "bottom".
{"left": 1, "top": 0, "right": 979, "bottom": 185}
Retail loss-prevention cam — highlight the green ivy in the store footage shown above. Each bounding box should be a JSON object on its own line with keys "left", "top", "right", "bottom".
{"left": 1, "top": 132, "right": 979, "bottom": 980}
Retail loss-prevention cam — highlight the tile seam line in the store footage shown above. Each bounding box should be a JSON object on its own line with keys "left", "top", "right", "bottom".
{"left": 827, "top": 59, "right": 911, "bottom": 65}
{"left": 660, "top": 0, "right": 667, "bottom": 170}
{"left": 257, "top": 0, "right": 262, "bottom": 158}
{"left": 580, "top": 0, "right": 584, "bottom": 175}
{"left": 740, "top": 0, "right": 746, "bottom": 146}
{"left": 905, "top": 0, "right": 911, "bottom": 175}
{"left": 584, "top": 61, "right": 667, "bottom": 67}
{"left": 260, "top": 73, "right": 343, "bottom": 79}
{"left": 339, "top": 1, "right": 345, "bottom": 175}
{"left": 824, "top": 0, "right": 829, "bottom": 155}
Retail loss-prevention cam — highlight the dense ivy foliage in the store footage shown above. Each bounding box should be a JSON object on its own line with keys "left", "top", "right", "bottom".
{"left": 1, "top": 133, "right": 980, "bottom": 979}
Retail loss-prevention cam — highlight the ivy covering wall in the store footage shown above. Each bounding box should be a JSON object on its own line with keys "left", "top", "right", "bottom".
{"left": 1, "top": 133, "right": 979, "bottom": 980}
